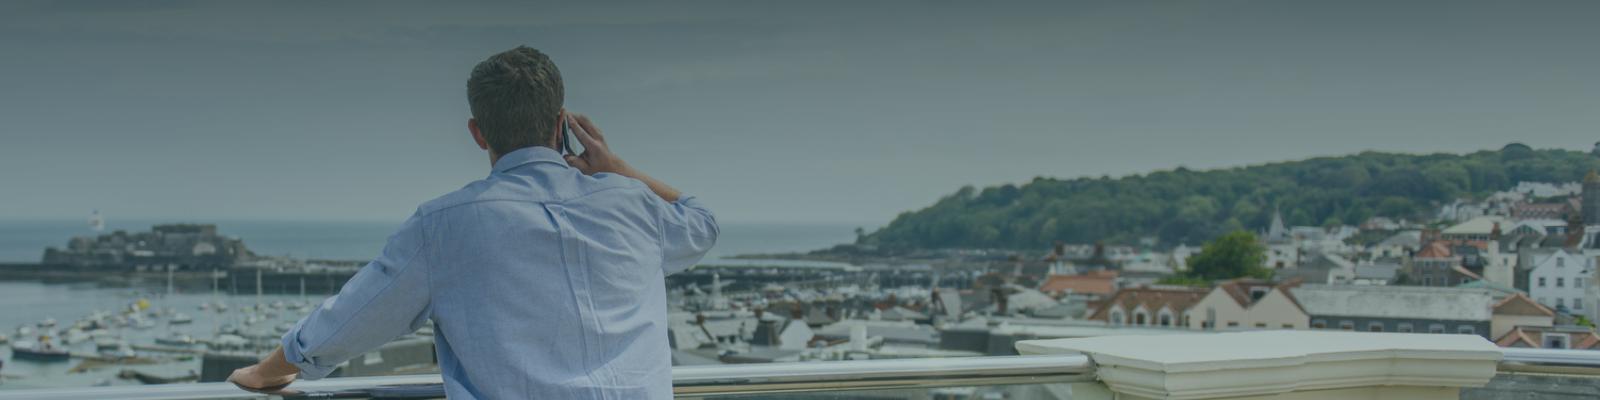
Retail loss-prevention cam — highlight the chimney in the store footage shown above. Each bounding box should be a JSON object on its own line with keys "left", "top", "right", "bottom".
{"left": 1567, "top": 214, "right": 1585, "bottom": 248}
{"left": 1490, "top": 223, "right": 1502, "bottom": 241}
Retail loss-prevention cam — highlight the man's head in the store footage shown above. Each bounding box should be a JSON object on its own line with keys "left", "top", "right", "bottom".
{"left": 467, "top": 46, "right": 564, "bottom": 159}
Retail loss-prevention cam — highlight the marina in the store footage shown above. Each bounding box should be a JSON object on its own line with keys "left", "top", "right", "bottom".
{"left": 0, "top": 279, "right": 358, "bottom": 389}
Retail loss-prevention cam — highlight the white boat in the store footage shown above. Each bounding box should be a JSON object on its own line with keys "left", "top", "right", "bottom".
{"left": 170, "top": 313, "right": 194, "bottom": 325}
{"left": 154, "top": 332, "right": 196, "bottom": 346}
{"left": 100, "top": 345, "right": 135, "bottom": 359}
{"left": 208, "top": 334, "right": 249, "bottom": 351}
{"left": 62, "top": 329, "right": 90, "bottom": 345}
{"left": 11, "top": 340, "right": 70, "bottom": 362}
{"left": 38, "top": 317, "right": 58, "bottom": 328}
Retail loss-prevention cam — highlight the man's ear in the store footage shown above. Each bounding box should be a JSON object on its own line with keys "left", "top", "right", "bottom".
{"left": 468, "top": 118, "right": 489, "bottom": 151}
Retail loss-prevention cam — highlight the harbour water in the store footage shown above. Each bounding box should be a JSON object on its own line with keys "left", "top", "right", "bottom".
{"left": 0, "top": 219, "right": 858, "bottom": 389}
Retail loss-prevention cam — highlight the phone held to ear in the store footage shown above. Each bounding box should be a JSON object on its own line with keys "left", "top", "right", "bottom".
{"left": 560, "top": 118, "right": 583, "bottom": 156}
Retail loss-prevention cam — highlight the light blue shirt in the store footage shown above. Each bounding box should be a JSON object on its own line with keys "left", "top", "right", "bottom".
{"left": 281, "top": 146, "right": 718, "bottom": 399}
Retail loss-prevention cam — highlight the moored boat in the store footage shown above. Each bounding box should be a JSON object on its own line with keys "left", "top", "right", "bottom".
{"left": 10, "top": 340, "right": 71, "bottom": 362}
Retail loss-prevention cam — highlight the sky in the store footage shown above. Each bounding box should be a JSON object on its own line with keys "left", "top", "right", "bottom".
{"left": 2, "top": 1, "right": 1599, "bottom": 227}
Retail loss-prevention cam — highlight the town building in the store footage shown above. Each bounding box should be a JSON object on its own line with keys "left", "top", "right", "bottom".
{"left": 1037, "top": 270, "right": 1117, "bottom": 299}
{"left": 1087, "top": 286, "right": 1208, "bottom": 328}
{"left": 1405, "top": 241, "right": 1478, "bottom": 287}
{"left": 1290, "top": 284, "right": 1494, "bottom": 337}
{"left": 1495, "top": 325, "right": 1600, "bottom": 350}
{"left": 1489, "top": 293, "right": 1554, "bottom": 339}
{"left": 1184, "top": 279, "right": 1308, "bottom": 331}
{"left": 1527, "top": 249, "right": 1594, "bottom": 312}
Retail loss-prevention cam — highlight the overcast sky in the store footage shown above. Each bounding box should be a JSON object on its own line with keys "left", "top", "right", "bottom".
{"left": 2, "top": 1, "right": 1599, "bottom": 226}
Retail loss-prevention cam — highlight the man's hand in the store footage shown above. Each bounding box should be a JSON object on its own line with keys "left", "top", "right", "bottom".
{"left": 563, "top": 113, "right": 684, "bottom": 202}
{"left": 228, "top": 347, "right": 299, "bottom": 392}
{"left": 562, "top": 113, "right": 633, "bottom": 176}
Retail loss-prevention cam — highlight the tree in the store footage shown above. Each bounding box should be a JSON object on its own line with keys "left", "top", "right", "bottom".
{"left": 1182, "top": 231, "right": 1270, "bottom": 280}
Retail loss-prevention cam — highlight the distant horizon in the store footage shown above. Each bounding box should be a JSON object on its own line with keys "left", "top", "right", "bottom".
{"left": 5, "top": 142, "right": 1591, "bottom": 225}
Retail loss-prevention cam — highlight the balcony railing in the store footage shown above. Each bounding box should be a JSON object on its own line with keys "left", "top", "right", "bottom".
{"left": 0, "top": 354, "right": 1093, "bottom": 400}
{"left": 0, "top": 348, "right": 1596, "bottom": 400}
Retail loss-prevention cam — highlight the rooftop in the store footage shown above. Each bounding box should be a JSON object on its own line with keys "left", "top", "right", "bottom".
{"left": 1290, "top": 284, "right": 1494, "bottom": 321}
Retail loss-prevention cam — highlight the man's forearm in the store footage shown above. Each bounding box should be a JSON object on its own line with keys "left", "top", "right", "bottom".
{"left": 620, "top": 167, "right": 682, "bottom": 202}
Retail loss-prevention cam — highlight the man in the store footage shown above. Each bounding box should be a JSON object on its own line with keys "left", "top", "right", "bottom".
{"left": 227, "top": 46, "right": 718, "bottom": 399}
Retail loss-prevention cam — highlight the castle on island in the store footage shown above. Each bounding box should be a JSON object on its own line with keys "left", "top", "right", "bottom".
{"left": 42, "top": 223, "right": 253, "bottom": 270}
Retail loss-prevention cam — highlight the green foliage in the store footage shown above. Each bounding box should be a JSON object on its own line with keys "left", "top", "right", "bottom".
{"left": 1183, "top": 231, "right": 1271, "bottom": 280}
{"left": 1156, "top": 275, "right": 1212, "bottom": 287}
{"left": 860, "top": 146, "right": 1600, "bottom": 249}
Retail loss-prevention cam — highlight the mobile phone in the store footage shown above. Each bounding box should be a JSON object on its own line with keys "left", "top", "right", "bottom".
{"left": 560, "top": 118, "right": 579, "bottom": 156}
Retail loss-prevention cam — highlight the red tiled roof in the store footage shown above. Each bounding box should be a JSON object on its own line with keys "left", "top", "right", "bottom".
{"left": 1416, "top": 241, "right": 1453, "bottom": 258}
{"left": 1039, "top": 272, "right": 1117, "bottom": 296}
{"left": 1494, "top": 326, "right": 1600, "bottom": 350}
{"left": 1492, "top": 293, "right": 1554, "bottom": 317}
{"left": 1087, "top": 286, "right": 1208, "bottom": 321}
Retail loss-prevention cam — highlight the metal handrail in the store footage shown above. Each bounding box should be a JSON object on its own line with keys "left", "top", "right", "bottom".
{"left": 1500, "top": 347, "right": 1600, "bottom": 367}
{"left": 4, "top": 348, "right": 1599, "bottom": 400}
{"left": 0, "top": 354, "right": 1093, "bottom": 400}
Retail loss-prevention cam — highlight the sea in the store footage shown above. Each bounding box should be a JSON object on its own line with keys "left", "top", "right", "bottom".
{"left": 0, "top": 218, "right": 859, "bottom": 390}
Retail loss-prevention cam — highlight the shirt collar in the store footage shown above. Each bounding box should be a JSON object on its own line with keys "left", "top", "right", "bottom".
{"left": 492, "top": 146, "right": 568, "bottom": 173}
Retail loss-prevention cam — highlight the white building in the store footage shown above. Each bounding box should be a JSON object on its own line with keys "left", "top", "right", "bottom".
{"left": 1528, "top": 250, "right": 1594, "bottom": 313}
{"left": 1185, "top": 280, "right": 1309, "bottom": 331}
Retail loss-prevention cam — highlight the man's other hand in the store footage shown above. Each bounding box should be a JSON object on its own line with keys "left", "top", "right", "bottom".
{"left": 228, "top": 364, "right": 296, "bottom": 392}
{"left": 562, "top": 113, "right": 634, "bottom": 176}
{"left": 228, "top": 347, "right": 300, "bottom": 392}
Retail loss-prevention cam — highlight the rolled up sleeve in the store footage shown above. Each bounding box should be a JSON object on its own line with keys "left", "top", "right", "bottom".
{"left": 658, "top": 195, "right": 719, "bottom": 275}
{"left": 281, "top": 211, "right": 433, "bottom": 379}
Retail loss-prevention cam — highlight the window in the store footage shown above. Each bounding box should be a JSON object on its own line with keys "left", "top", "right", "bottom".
{"left": 1579, "top": 279, "right": 1586, "bottom": 288}
{"left": 1544, "top": 333, "right": 1571, "bottom": 349}
{"left": 1539, "top": 277, "right": 1547, "bottom": 287}
{"left": 1457, "top": 325, "right": 1475, "bottom": 335}
{"left": 1429, "top": 324, "right": 1446, "bottom": 334}
{"left": 1557, "top": 277, "right": 1565, "bottom": 288}
{"left": 1558, "top": 257, "right": 1565, "bottom": 267}
{"left": 1576, "top": 299, "right": 1584, "bottom": 310}
{"left": 1558, "top": 298, "right": 1566, "bottom": 308}
{"left": 1367, "top": 322, "right": 1384, "bottom": 332}
{"left": 1109, "top": 310, "right": 1125, "bottom": 325}
{"left": 1255, "top": 322, "right": 1267, "bottom": 328}
{"left": 1397, "top": 323, "right": 1414, "bottom": 333}
{"left": 1423, "top": 277, "right": 1433, "bottom": 286}
{"left": 1311, "top": 320, "right": 1327, "bottom": 329}
{"left": 1159, "top": 314, "right": 1172, "bottom": 327}
{"left": 1281, "top": 324, "right": 1294, "bottom": 329}
{"left": 1134, "top": 311, "right": 1148, "bottom": 326}
{"left": 1227, "top": 321, "right": 1240, "bottom": 328}
{"left": 1339, "top": 321, "right": 1355, "bottom": 331}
